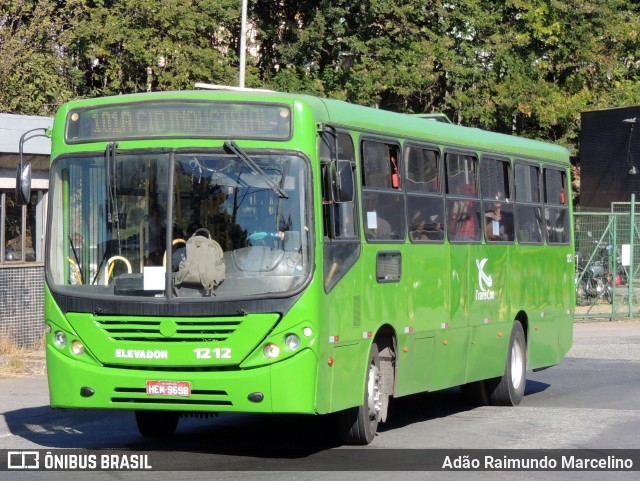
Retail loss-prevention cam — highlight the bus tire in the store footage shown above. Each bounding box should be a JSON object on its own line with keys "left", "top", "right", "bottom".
{"left": 487, "top": 321, "right": 527, "bottom": 406}
{"left": 339, "top": 343, "right": 382, "bottom": 445}
{"left": 135, "top": 410, "right": 179, "bottom": 437}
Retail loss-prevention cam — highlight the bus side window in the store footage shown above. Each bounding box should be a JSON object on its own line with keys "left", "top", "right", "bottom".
{"left": 480, "top": 157, "right": 514, "bottom": 243}
{"left": 361, "top": 140, "right": 405, "bottom": 242}
{"left": 362, "top": 141, "right": 401, "bottom": 190}
{"left": 405, "top": 145, "right": 444, "bottom": 242}
{"left": 445, "top": 152, "right": 481, "bottom": 243}
{"left": 544, "top": 168, "right": 570, "bottom": 244}
{"left": 514, "top": 162, "right": 543, "bottom": 244}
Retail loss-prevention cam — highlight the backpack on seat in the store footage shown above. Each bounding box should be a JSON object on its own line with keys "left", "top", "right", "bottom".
{"left": 175, "top": 228, "right": 225, "bottom": 294}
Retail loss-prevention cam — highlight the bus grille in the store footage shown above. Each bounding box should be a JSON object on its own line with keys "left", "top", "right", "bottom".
{"left": 111, "top": 387, "right": 233, "bottom": 406}
{"left": 95, "top": 318, "right": 242, "bottom": 342}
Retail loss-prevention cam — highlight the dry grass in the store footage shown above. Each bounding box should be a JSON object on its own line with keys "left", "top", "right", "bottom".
{"left": 0, "top": 335, "right": 46, "bottom": 378}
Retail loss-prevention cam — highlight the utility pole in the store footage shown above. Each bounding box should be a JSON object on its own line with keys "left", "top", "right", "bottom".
{"left": 239, "top": 0, "right": 248, "bottom": 88}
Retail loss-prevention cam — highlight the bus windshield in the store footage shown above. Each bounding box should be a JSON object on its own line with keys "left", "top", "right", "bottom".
{"left": 47, "top": 149, "right": 311, "bottom": 299}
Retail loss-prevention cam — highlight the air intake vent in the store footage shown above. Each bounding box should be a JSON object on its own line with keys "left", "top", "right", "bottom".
{"left": 376, "top": 251, "right": 402, "bottom": 283}
{"left": 96, "top": 318, "right": 242, "bottom": 342}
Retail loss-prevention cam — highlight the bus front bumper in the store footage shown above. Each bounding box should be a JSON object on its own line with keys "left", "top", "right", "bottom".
{"left": 46, "top": 345, "right": 318, "bottom": 414}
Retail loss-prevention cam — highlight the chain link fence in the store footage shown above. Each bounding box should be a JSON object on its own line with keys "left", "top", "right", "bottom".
{"left": 574, "top": 196, "right": 640, "bottom": 319}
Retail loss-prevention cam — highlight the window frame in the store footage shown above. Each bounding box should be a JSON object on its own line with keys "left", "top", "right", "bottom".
{"left": 404, "top": 142, "right": 445, "bottom": 244}
{"left": 480, "top": 155, "right": 514, "bottom": 244}
{"left": 543, "top": 166, "right": 570, "bottom": 245}
{"left": 444, "top": 149, "right": 481, "bottom": 244}
{"left": 360, "top": 136, "right": 405, "bottom": 243}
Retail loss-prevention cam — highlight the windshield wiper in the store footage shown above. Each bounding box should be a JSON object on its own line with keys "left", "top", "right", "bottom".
{"left": 224, "top": 140, "right": 288, "bottom": 199}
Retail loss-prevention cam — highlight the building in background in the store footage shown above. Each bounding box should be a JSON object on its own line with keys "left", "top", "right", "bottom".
{"left": 579, "top": 106, "right": 640, "bottom": 210}
{"left": 0, "top": 114, "right": 52, "bottom": 348}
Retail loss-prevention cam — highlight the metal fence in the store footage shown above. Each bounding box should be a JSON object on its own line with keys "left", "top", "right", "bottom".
{"left": 574, "top": 195, "right": 640, "bottom": 319}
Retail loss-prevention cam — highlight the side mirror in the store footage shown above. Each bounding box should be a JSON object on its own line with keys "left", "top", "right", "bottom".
{"left": 15, "top": 163, "right": 32, "bottom": 206}
{"left": 332, "top": 160, "right": 354, "bottom": 203}
{"left": 15, "top": 127, "right": 50, "bottom": 205}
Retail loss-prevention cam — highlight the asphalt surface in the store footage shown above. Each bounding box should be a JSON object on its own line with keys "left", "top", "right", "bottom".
{"left": 1, "top": 319, "right": 639, "bottom": 481}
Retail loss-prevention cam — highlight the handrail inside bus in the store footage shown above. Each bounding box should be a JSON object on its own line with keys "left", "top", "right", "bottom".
{"left": 105, "top": 256, "right": 132, "bottom": 285}
{"left": 67, "top": 257, "right": 83, "bottom": 285}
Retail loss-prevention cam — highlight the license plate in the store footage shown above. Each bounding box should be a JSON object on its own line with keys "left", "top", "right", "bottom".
{"left": 146, "top": 380, "right": 191, "bottom": 397}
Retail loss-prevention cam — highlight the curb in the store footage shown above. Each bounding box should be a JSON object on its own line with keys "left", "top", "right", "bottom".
{"left": 0, "top": 351, "right": 46, "bottom": 377}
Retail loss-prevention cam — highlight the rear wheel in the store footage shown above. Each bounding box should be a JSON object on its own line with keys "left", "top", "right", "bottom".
{"left": 487, "top": 321, "right": 527, "bottom": 406}
{"left": 339, "top": 343, "right": 382, "bottom": 445}
{"left": 135, "top": 410, "right": 179, "bottom": 437}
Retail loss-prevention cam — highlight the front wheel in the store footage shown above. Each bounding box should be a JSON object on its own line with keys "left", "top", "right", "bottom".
{"left": 339, "top": 343, "right": 382, "bottom": 445}
{"left": 486, "top": 321, "right": 527, "bottom": 406}
{"left": 135, "top": 410, "right": 179, "bottom": 437}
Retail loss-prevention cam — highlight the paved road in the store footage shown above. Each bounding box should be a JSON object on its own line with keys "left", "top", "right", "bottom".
{"left": 1, "top": 320, "right": 639, "bottom": 480}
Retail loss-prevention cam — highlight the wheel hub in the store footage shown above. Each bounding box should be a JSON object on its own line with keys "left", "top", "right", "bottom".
{"left": 367, "top": 363, "right": 382, "bottom": 419}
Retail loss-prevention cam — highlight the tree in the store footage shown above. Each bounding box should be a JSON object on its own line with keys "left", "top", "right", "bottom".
{"left": 0, "top": 0, "right": 78, "bottom": 115}
{"left": 2, "top": 0, "right": 640, "bottom": 158}
{"left": 250, "top": 0, "right": 640, "bottom": 154}
{"left": 63, "top": 0, "right": 242, "bottom": 96}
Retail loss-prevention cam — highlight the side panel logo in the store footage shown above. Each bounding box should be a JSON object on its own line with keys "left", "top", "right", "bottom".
{"left": 475, "top": 258, "right": 496, "bottom": 301}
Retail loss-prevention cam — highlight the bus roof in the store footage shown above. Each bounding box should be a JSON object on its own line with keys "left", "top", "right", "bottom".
{"left": 56, "top": 89, "right": 570, "bottom": 165}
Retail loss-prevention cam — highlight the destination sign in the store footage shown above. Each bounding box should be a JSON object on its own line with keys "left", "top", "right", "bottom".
{"left": 65, "top": 101, "right": 291, "bottom": 143}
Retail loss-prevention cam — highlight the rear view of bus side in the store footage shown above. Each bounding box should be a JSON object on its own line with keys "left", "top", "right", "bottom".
{"left": 42, "top": 89, "right": 574, "bottom": 445}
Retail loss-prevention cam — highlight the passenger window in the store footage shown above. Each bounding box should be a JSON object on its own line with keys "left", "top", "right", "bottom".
{"left": 406, "top": 145, "right": 444, "bottom": 242}
{"left": 362, "top": 193, "right": 405, "bottom": 241}
{"left": 515, "top": 163, "right": 543, "bottom": 244}
{"left": 515, "top": 163, "right": 540, "bottom": 203}
{"left": 405, "top": 146, "right": 439, "bottom": 193}
{"left": 481, "top": 158, "right": 514, "bottom": 242}
{"left": 544, "top": 168, "right": 570, "bottom": 244}
{"left": 361, "top": 140, "right": 404, "bottom": 242}
{"left": 362, "top": 140, "right": 400, "bottom": 190}
{"left": 407, "top": 196, "right": 444, "bottom": 242}
{"left": 445, "top": 152, "right": 481, "bottom": 242}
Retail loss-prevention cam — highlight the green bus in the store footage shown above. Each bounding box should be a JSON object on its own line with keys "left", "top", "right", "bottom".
{"left": 34, "top": 87, "right": 574, "bottom": 444}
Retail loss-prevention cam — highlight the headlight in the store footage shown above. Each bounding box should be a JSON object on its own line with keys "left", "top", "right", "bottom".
{"left": 71, "top": 340, "right": 85, "bottom": 356}
{"left": 263, "top": 343, "right": 280, "bottom": 359}
{"left": 285, "top": 334, "right": 300, "bottom": 350}
{"left": 54, "top": 331, "right": 67, "bottom": 348}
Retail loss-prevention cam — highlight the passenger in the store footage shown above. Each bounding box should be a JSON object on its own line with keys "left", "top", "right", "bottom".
{"left": 485, "top": 202, "right": 506, "bottom": 241}
{"left": 450, "top": 200, "right": 478, "bottom": 241}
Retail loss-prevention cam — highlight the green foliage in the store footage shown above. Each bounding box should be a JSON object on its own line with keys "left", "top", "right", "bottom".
{"left": 1, "top": 0, "right": 640, "bottom": 154}
{"left": 0, "top": 0, "right": 78, "bottom": 114}
{"left": 252, "top": 0, "right": 640, "bottom": 153}
{"left": 64, "top": 0, "right": 241, "bottom": 96}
